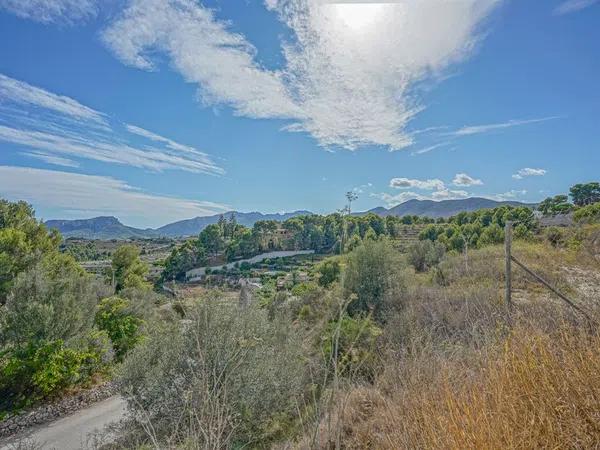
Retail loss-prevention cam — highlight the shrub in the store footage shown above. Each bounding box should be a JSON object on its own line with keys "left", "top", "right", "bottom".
{"left": 0, "top": 334, "right": 111, "bottom": 409}
{"left": 343, "top": 239, "right": 405, "bottom": 321}
{"left": 322, "top": 315, "right": 382, "bottom": 379}
{"left": 315, "top": 258, "right": 341, "bottom": 287}
{"left": 118, "top": 298, "right": 310, "bottom": 447}
{"left": 478, "top": 223, "right": 504, "bottom": 246}
{"left": 407, "top": 240, "right": 445, "bottom": 272}
{"left": 574, "top": 202, "right": 600, "bottom": 223}
{"left": 0, "top": 255, "right": 111, "bottom": 410}
{"left": 95, "top": 297, "right": 144, "bottom": 360}
{"left": 545, "top": 226, "right": 565, "bottom": 247}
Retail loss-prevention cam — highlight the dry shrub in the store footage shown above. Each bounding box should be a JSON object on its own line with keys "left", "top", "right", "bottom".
{"left": 308, "top": 324, "right": 600, "bottom": 449}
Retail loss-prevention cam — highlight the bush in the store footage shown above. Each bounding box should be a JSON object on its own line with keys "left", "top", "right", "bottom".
{"left": 322, "top": 315, "right": 382, "bottom": 379}
{"left": 545, "top": 226, "right": 565, "bottom": 247}
{"left": 574, "top": 202, "right": 600, "bottom": 223}
{"left": 407, "top": 240, "right": 445, "bottom": 272}
{"left": 343, "top": 239, "right": 405, "bottom": 321}
{"left": 95, "top": 297, "right": 144, "bottom": 360}
{"left": 0, "top": 254, "right": 111, "bottom": 410}
{"left": 118, "top": 298, "right": 310, "bottom": 447}
{"left": 0, "top": 334, "right": 111, "bottom": 409}
{"left": 316, "top": 258, "right": 341, "bottom": 287}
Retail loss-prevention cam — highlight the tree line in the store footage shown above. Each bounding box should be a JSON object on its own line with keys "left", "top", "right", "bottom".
{"left": 160, "top": 212, "right": 440, "bottom": 281}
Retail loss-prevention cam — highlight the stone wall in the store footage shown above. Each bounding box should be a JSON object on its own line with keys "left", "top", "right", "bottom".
{"left": 0, "top": 382, "right": 117, "bottom": 438}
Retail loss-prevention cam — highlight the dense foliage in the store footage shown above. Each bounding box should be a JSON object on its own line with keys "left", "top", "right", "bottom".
{"left": 161, "top": 212, "right": 439, "bottom": 282}
{"left": 574, "top": 202, "right": 600, "bottom": 223}
{"left": 418, "top": 205, "right": 535, "bottom": 252}
{"left": 0, "top": 199, "right": 148, "bottom": 412}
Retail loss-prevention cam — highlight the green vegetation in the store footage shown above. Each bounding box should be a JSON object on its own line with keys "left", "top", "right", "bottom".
{"left": 418, "top": 205, "right": 535, "bottom": 252}
{"left": 109, "top": 244, "right": 151, "bottom": 292}
{"left": 0, "top": 199, "right": 60, "bottom": 303}
{"left": 0, "top": 199, "right": 149, "bottom": 413}
{"left": 538, "top": 181, "right": 600, "bottom": 217}
{"left": 569, "top": 181, "right": 600, "bottom": 206}
{"left": 2, "top": 180, "right": 600, "bottom": 448}
{"left": 95, "top": 297, "right": 144, "bottom": 360}
{"left": 574, "top": 202, "right": 600, "bottom": 223}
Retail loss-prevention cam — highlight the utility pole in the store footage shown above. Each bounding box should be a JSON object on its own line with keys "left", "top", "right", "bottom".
{"left": 505, "top": 220, "right": 513, "bottom": 311}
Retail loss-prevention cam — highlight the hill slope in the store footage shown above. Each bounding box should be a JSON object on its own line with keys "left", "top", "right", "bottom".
{"left": 155, "top": 210, "right": 313, "bottom": 237}
{"left": 46, "top": 211, "right": 314, "bottom": 239}
{"left": 44, "top": 217, "right": 157, "bottom": 240}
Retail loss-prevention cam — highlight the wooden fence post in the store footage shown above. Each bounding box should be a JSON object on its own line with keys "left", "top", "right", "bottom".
{"left": 505, "top": 221, "right": 513, "bottom": 311}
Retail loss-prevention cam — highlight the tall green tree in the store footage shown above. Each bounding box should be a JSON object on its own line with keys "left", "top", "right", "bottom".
{"left": 570, "top": 182, "right": 600, "bottom": 206}
{"left": 0, "top": 200, "right": 60, "bottom": 303}
{"left": 110, "top": 245, "right": 150, "bottom": 292}
{"left": 538, "top": 195, "right": 573, "bottom": 216}
{"left": 199, "top": 224, "right": 225, "bottom": 256}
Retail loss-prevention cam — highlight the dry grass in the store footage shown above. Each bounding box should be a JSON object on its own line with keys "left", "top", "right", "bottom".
{"left": 291, "top": 234, "right": 600, "bottom": 449}
{"left": 302, "top": 324, "right": 600, "bottom": 449}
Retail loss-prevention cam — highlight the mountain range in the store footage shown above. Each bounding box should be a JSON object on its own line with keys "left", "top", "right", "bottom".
{"left": 45, "top": 198, "right": 535, "bottom": 239}
{"left": 362, "top": 197, "right": 534, "bottom": 218}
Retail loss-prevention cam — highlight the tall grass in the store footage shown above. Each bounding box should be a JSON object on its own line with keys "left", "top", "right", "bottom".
{"left": 304, "top": 324, "right": 600, "bottom": 449}
{"left": 292, "top": 236, "right": 600, "bottom": 449}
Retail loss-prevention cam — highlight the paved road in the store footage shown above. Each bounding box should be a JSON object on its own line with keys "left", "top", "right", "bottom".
{"left": 0, "top": 396, "right": 127, "bottom": 450}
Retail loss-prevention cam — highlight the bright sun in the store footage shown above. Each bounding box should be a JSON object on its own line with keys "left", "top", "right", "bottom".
{"left": 332, "top": 3, "right": 386, "bottom": 31}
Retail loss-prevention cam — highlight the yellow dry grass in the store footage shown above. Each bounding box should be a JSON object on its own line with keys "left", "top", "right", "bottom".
{"left": 306, "top": 325, "right": 600, "bottom": 449}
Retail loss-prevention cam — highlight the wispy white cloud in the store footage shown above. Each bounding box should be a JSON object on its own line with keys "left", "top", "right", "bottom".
{"left": 488, "top": 189, "right": 527, "bottom": 201}
{"left": 382, "top": 175, "right": 470, "bottom": 205}
{"left": 0, "top": 0, "right": 97, "bottom": 24}
{"left": 410, "top": 142, "right": 450, "bottom": 155}
{"left": 102, "top": 0, "right": 301, "bottom": 120}
{"left": 0, "top": 166, "right": 229, "bottom": 228}
{"left": 453, "top": 172, "right": 483, "bottom": 187}
{"left": 553, "top": 0, "right": 599, "bottom": 15}
{"left": 23, "top": 151, "right": 80, "bottom": 168}
{"left": 0, "top": 74, "right": 106, "bottom": 124}
{"left": 0, "top": 73, "right": 224, "bottom": 175}
{"left": 512, "top": 167, "right": 547, "bottom": 180}
{"left": 125, "top": 124, "right": 199, "bottom": 155}
{"left": 372, "top": 188, "right": 469, "bottom": 207}
{"left": 351, "top": 182, "right": 373, "bottom": 194}
{"left": 451, "top": 117, "right": 560, "bottom": 136}
{"left": 103, "top": 0, "right": 501, "bottom": 150}
{"left": 0, "top": 125, "right": 223, "bottom": 174}
{"left": 390, "top": 177, "right": 445, "bottom": 191}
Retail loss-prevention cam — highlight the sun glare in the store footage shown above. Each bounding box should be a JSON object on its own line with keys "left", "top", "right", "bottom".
{"left": 332, "top": 3, "right": 386, "bottom": 31}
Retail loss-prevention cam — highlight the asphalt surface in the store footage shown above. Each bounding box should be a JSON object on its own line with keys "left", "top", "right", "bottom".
{"left": 0, "top": 396, "right": 127, "bottom": 450}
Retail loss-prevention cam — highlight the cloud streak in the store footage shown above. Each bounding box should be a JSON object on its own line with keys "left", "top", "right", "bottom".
{"left": 451, "top": 117, "right": 560, "bottom": 136}
{"left": 0, "top": 74, "right": 106, "bottom": 124}
{"left": 553, "top": 0, "right": 599, "bottom": 15}
{"left": 23, "top": 151, "right": 80, "bottom": 168}
{"left": 0, "top": 73, "right": 224, "bottom": 175}
{"left": 0, "top": 166, "right": 229, "bottom": 228}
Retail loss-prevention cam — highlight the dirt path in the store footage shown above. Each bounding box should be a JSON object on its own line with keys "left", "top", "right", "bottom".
{"left": 0, "top": 396, "right": 127, "bottom": 450}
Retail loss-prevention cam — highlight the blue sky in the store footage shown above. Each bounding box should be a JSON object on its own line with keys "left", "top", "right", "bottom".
{"left": 0, "top": 0, "right": 598, "bottom": 228}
